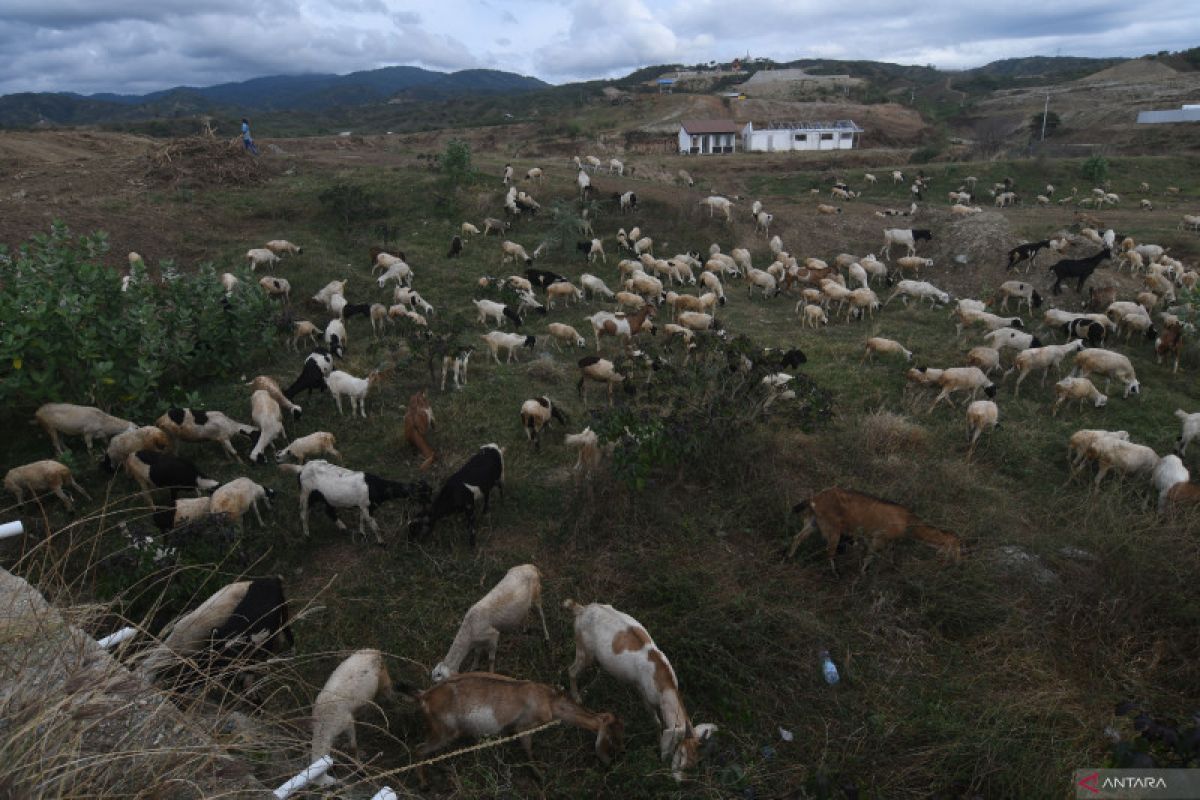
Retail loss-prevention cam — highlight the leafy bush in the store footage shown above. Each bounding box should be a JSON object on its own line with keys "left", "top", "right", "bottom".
{"left": 0, "top": 223, "right": 274, "bottom": 418}
{"left": 440, "top": 139, "right": 474, "bottom": 188}
{"left": 1081, "top": 155, "right": 1109, "bottom": 184}
{"left": 317, "top": 182, "right": 386, "bottom": 236}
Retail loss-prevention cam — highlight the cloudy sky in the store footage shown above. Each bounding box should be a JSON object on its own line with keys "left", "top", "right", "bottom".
{"left": 2, "top": 0, "right": 1197, "bottom": 96}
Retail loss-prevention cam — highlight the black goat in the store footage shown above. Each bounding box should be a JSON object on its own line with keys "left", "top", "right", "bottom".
{"left": 126, "top": 450, "right": 218, "bottom": 501}
{"left": 1049, "top": 248, "right": 1111, "bottom": 294}
{"left": 1006, "top": 240, "right": 1051, "bottom": 270}
{"left": 284, "top": 349, "right": 333, "bottom": 400}
{"left": 342, "top": 303, "right": 371, "bottom": 320}
{"left": 409, "top": 444, "right": 504, "bottom": 547}
{"left": 447, "top": 235, "right": 463, "bottom": 258}
{"left": 525, "top": 268, "right": 568, "bottom": 289}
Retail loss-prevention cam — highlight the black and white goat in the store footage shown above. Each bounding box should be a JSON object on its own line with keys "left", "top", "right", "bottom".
{"left": 281, "top": 459, "right": 430, "bottom": 545}
{"left": 409, "top": 444, "right": 504, "bottom": 547}
{"left": 285, "top": 349, "right": 334, "bottom": 401}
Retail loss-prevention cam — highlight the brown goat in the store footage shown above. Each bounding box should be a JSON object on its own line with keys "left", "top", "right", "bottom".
{"left": 1087, "top": 285, "right": 1118, "bottom": 313}
{"left": 1155, "top": 323, "right": 1184, "bottom": 374}
{"left": 405, "top": 672, "right": 622, "bottom": 785}
{"left": 788, "top": 487, "right": 962, "bottom": 574}
{"left": 403, "top": 389, "right": 436, "bottom": 470}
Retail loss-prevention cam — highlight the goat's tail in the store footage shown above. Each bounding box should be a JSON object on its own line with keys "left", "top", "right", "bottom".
{"left": 562, "top": 598, "right": 584, "bottom": 616}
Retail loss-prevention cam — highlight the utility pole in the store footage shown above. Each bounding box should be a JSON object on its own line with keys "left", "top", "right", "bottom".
{"left": 1040, "top": 92, "right": 1050, "bottom": 141}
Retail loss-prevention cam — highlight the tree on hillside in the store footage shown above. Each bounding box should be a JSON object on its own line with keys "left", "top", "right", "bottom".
{"left": 1029, "top": 111, "right": 1061, "bottom": 138}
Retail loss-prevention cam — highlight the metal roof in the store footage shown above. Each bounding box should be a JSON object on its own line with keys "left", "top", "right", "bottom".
{"left": 680, "top": 119, "right": 740, "bottom": 134}
{"left": 747, "top": 120, "right": 864, "bottom": 132}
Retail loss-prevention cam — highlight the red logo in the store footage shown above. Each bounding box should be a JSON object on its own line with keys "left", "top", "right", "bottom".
{"left": 1078, "top": 772, "right": 1100, "bottom": 794}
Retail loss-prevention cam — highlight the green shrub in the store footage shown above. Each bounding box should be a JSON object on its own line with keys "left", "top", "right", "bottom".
{"left": 1081, "top": 155, "right": 1109, "bottom": 184}
{"left": 317, "top": 182, "right": 386, "bottom": 236}
{"left": 0, "top": 223, "right": 273, "bottom": 418}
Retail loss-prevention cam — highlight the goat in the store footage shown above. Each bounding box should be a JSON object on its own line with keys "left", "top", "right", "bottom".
{"left": 310, "top": 649, "right": 398, "bottom": 785}
{"left": 282, "top": 460, "right": 429, "bottom": 545}
{"left": 789, "top": 487, "right": 961, "bottom": 573}
{"left": 520, "top": 397, "right": 567, "bottom": 450}
{"left": 409, "top": 444, "right": 504, "bottom": 547}
{"left": 1049, "top": 248, "right": 1111, "bottom": 294}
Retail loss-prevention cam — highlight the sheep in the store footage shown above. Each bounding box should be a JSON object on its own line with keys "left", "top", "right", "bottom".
{"left": 585, "top": 307, "right": 656, "bottom": 351}
{"left": 246, "top": 248, "right": 280, "bottom": 271}
{"left": 955, "top": 308, "right": 1026, "bottom": 337}
{"left": 789, "top": 487, "right": 961, "bottom": 574}
{"left": 246, "top": 375, "right": 302, "bottom": 420}
{"left": 1118, "top": 309, "right": 1159, "bottom": 343}
{"left": 258, "top": 276, "right": 291, "bottom": 301}
{"left": 892, "top": 170, "right": 904, "bottom": 184}
{"left": 1067, "top": 429, "right": 1130, "bottom": 472}
{"left": 520, "top": 397, "right": 567, "bottom": 449}
{"left": 983, "top": 327, "right": 1042, "bottom": 355}
{"left": 220, "top": 272, "right": 239, "bottom": 295}
{"left": 754, "top": 210, "right": 773, "bottom": 235}
{"left": 966, "top": 400, "right": 999, "bottom": 458}
{"left": 474, "top": 299, "right": 520, "bottom": 329}
{"left": 265, "top": 240, "right": 302, "bottom": 257}
{"left": 461, "top": 222, "right": 481, "bottom": 238}
{"left": 966, "top": 346, "right": 1001, "bottom": 375}
{"left": 1049, "top": 248, "right": 1111, "bottom": 294}
{"left": 816, "top": 203, "right": 842, "bottom": 215}
{"left": 483, "top": 217, "right": 509, "bottom": 236}
{"left": 102, "top": 425, "right": 171, "bottom": 473}
{"left": 4, "top": 460, "right": 90, "bottom": 508}
{"left": 1151, "top": 455, "right": 1190, "bottom": 513}
{"left": 769, "top": 235, "right": 784, "bottom": 255}
{"left": 34, "top": 403, "right": 136, "bottom": 455}
{"left": 408, "top": 444, "right": 504, "bottom": 547}
{"left": 1175, "top": 410, "right": 1200, "bottom": 455}
{"left": 239, "top": 391, "right": 284, "bottom": 465}
{"left": 745, "top": 268, "right": 779, "bottom": 299}
{"left": 547, "top": 281, "right": 584, "bottom": 309}
{"left": 290, "top": 320, "right": 320, "bottom": 352}
{"left": 312, "top": 280, "right": 347, "bottom": 311}
{"left": 563, "top": 599, "right": 714, "bottom": 781}
{"left": 405, "top": 672, "right": 622, "bottom": 785}
{"left": 124, "top": 450, "right": 219, "bottom": 503}
{"left": 884, "top": 279, "right": 949, "bottom": 308}
{"left": 580, "top": 273, "right": 615, "bottom": 301}
{"left": 310, "top": 649, "right": 397, "bottom": 784}
{"left": 275, "top": 431, "right": 341, "bottom": 465}
{"left": 156, "top": 407, "right": 257, "bottom": 463}
{"left": 997, "top": 281, "right": 1043, "bottom": 313}
{"left": 547, "top": 323, "right": 586, "bottom": 350}
{"left": 1051, "top": 377, "right": 1108, "bottom": 416}
{"left": 929, "top": 367, "right": 997, "bottom": 411}
{"left": 859, "top": 255, "right": 889, "bottom": 285}
{"left": 1088, "top": 437, "right": 1160, "bottom": 490}
{"left": 894, "top": 256, "right": 934, "bottom": 278}
{"left": 1007, "top": 340, "right": 1085, "bottom": 396}
{"left": 481, "top": 331, "right": 537, "bottom": 364}
{"left": 675, "top": 311, "right": 720, "bottom": 333}
{"left": 698, "top": 196, "right": 734, "bottom": 221}
{"left": 282, "top": 459, "right": 428, "bottom": 545}
{"left": 905, "top": 366, "right": 944, "bottom": 389}
{"left": 861, "top": 337, "right": 912, "bottom": 363}
{"left": 846, "top": 288, "right": 881, "bottom": 321}
{"left": 431, "top": 564, "right": 548, "bottom": 683}
{"left": 577, "top": 169, "right": 592, "bottom": 199}
{"left": 1072, "top": 348, "right": 1141, "bottom": 397}
{"left": 285, "top": 349, "right": 334, "bottom": 400}
{"left": 577, "top": 356, "right": 626, "bottom": 406}
{"left": 500, "top": 240, "right": 534, "bottom": 268}
{"left": 864, "top": 173, "right": 877, "bottom": 185}
{"left": 661, "top": 323, "right": 696, "bottom": 345}
{"left": 699, "top": 271, "right": 725, "bottom": 302}
{"left": 325, "top": 370, "right": 383, "bottom": 418}
{"left": 632, "top": 236, "right": 654, "bottom": 258}
{"left": 375, "top": 258, "right": 413, "bottom": 288}
{"left": 211, "top": 477, "right": 274, "bottom": 529}
{"left": 802, "top": 304, "right": 829, "bottom": 328}
{"left": 324, "top": 318, "right": 347, "bottom": 358}
{"left": 677, "top": 169, "right": 694, "bottom": 187}
{"left": 845, "top": 262, "right": 870, "bottom": 289}
{"left": 879, "top": 229, "right": 933, "bottom": 261}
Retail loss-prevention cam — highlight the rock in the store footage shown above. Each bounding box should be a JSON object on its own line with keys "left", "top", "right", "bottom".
{"left": 991, "top": 545, "right": 1059, "bottom": 586}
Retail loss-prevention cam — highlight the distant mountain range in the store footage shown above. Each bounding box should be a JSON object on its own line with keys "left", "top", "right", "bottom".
{"left": 0, "top": 66, "right": 548, "bottom": 127}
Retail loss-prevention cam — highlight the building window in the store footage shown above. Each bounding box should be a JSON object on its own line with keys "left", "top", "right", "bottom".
{"left": 794, "top": 134, "right": 807, "bottom": 142}
{"left": 840, "top": 132, "right": 852, "bottom": 140}
{"left": 820, "top": 133, "right": 834, "bottom": 141}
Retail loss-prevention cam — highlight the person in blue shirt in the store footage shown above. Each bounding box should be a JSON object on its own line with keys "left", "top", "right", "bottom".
{"left": 241, "top": 118, "right": 259, "bottom": 155}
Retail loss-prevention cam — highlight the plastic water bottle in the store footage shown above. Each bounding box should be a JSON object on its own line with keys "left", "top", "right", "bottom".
{"left": 819, "top": 650, "right": 839, "bottom": 685}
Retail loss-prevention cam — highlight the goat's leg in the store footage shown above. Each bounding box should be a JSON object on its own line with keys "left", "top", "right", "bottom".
{"left": 567, "top": 646, "right": 593, "bottom": 703}
{"left": 787, "top": 516, "right": 818, "bottom": 558}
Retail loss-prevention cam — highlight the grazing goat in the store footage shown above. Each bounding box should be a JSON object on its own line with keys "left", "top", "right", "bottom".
{"left": 431, "top": 564, "right": 548, "bottom": 682}
{"left": 211, "top": 477, "right": 275, "bottom": 529}
{"left": 789, "top": 487, "right": 961, "bottom": 573}
{"left": 1007, "top": 341, "right": 1084, "bottom": 396}
{"left": 404, "top": 673, "right": 622, "bottom": 785}
{"left": 481, "top": 331, "right": 536, "bottom": 364}
{"left": 577, "top": 356, "right": 626, "bottom": 406}
{"left": 1072, "top": 348, "right": 1141, "bottom": 397}
{"left": 879, "top": 229, "right": 932, "bottom": 261}
{"left": 409, "top": 444, "right": 504, "bottom": 547}
{"left": 310, "top": 649, "right": 398, "bottom": 785}
{"left": 156, "top": 408, "right": 257, "bottom": 463}
{"left": 404, "top": 390, "right": 437, "bottom": 470}
{"left": 563, "top": 600, "right": 714, "bottom": 781}
{"left": 928, "top": 367, "right": 997, "bottom": 411}
{"left": 125, "top": 450, "right": 218, "bottom": 503}
{"left": 275, "top": 431, "right": 341, "bottom": 465}
{"left": 1175, "top": 409, "right": 1200, "bottom": 455}
{"left": 35, "top": 403, "right": 136, "bottom": 455}
{"left": 966, "top": 400, "right": 999, "bottom": 459}
{"left": 4, "top": 460, "right": 90, "bottom": 508}
{"left": 283, "top": 460, "right": 429, "bottom": 545}
{"left": 520, "top": 397, "right": 567, "bottom": 449}
{"left": 285, "top": 349, "right": 333, "bottom": 400}
{"left": 102, "top": 425, "right": 171, "bottom": 473}
{"left": 585, "top": 307, "right": 656, "bottom": 351}
{"left": 1006, "top": 240, "right": 1051, "bottom": 271}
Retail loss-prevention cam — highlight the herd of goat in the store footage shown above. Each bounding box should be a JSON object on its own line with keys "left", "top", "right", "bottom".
{"left": 3, "top": 155, "right": 1199, "bottom": 788}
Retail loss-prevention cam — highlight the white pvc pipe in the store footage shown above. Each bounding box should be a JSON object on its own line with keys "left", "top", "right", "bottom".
{"left": 0, "top": 520, "right": 24, "bottom": 540}
{"left": 372, "top": 789, "right": 398, "bottom": 800}
{"left": 273, "top": 756, "right": 333, "bottom": 799}
{"left": 97, "top": 627, "right": 137, "bottom": 649}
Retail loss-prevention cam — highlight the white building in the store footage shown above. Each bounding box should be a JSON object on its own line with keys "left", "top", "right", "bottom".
{"left": 741, "top": 120, "right": 863, "bottom": 152}
{"left": 678, "top": 120, "right": 739, "bottom": 155}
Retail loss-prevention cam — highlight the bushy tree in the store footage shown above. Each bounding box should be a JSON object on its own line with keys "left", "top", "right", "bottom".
{"left": 1082, "top": 155, "right": 1109, "bottom": 185}
{"left": 0, "top": 223, "right": 274, "bottom": 418}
